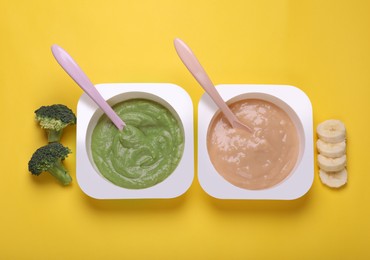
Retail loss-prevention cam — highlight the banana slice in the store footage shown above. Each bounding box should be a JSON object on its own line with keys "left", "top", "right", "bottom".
{"left": 316, "top": 119, "right": 346, "bottom": 143}
{"left": 317, "top": 139, "right": 346, "bottom": 158}
{"left": 319, "top": 169, "right": 347, "bottom": 188}
{"left": 317, "top": 154, "right": 346, "bottom": 172}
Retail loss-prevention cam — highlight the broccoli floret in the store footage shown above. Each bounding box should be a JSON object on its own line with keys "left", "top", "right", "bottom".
{"left": 35, "top": 104, "right": 76, "bottom": 143}
{"left": 28, "top": 142, "right": 72, "bottom": 185}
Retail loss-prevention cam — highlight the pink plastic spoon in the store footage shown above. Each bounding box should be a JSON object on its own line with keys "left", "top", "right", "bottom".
{"left": 174, "top": 38, "right": 252, "bottom": 133}
{"left": 51, "top": 44, "right": 125, "bottom": 131}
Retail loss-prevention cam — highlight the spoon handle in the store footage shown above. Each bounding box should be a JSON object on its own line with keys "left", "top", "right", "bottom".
{"left": 51, "top": 44, "right": 125, "bottom": 130}
{"left": 173, "top": 38, "right": 240, "bottom": 126}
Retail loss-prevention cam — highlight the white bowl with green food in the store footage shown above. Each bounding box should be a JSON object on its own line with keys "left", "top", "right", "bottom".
{"left": 76, "top": 83, "right": 194, "bottom": 199}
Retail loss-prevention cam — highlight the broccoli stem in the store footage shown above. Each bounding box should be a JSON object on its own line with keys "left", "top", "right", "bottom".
{"left": 48, "top": 161, "right": 72, "bottom": 185}
{"left": 47, "top": 130, "right": 63, "bottom": 143}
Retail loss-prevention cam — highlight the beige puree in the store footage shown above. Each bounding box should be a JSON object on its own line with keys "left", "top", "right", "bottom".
{"left": 207, "top": 99, "right": 299, "bottom": 190}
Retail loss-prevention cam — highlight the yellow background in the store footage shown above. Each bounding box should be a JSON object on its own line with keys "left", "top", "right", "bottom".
{"left": 1, "top": 0, "right": 370, "bottom": 259}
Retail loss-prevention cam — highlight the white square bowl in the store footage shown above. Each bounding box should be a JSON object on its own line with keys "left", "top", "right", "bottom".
{"left": 198, "top": 84, "right": 314, "bottom": 200}
{"left": 76, "top": 83, "right": 194, "bottom": 199}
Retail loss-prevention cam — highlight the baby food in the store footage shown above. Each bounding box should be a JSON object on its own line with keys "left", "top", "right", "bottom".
{"left": 91, "top": 99, "right": 184, "bottom": 189}
{"left": 207, "top": 99, "right": 299, "bottom": 190}
{"left": 316, "top": 119, "right": 347, "bottom": 188}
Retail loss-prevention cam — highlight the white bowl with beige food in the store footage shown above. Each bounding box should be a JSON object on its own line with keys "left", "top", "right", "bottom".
{"left": 198, "top": 84, "right": 314, "bottom": 200}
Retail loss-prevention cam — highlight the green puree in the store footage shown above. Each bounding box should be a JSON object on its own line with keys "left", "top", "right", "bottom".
{"left": 91, "top": 99, "right": 184, "bottom": 189}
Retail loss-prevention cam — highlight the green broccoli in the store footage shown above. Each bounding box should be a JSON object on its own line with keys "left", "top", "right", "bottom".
{"left": 35, "top": 104, "right": 76, "bottom": 143}
{"left": 28, "top": 142, "right": 72, "bottom": 185}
